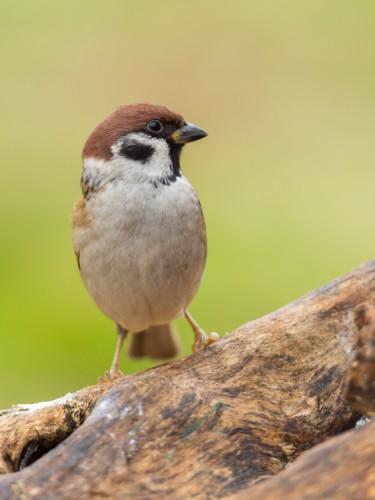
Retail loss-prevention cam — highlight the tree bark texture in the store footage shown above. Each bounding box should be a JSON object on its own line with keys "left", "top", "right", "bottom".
{"left": 1, "top": 260, "right": 375, "bottom": 499}
{"left": 234, "top": 302, "right": 375, "bottom": 500}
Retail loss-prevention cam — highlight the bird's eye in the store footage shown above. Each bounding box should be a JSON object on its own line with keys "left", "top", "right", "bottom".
{"left": 146, "top": 120, "right": 163, "bottom": 134}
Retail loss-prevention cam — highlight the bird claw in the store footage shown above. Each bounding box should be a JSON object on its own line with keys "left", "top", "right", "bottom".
{"left": 98, "top": 370, "right": 125, "bottom": 384}
{"left": 192, "top": 332, "right": 220, "bottom": 352}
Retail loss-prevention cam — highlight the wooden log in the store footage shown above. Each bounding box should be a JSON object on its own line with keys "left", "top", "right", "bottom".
{"left": 0, "top": 384, "right": 111, "bottom": 474}
{"left": 233, "top": 419, "right": 375, "bottom": 500}
{"left": 346, "top": 303, "right": 375, "bottom": 414}
{"left": 1, "top": 260, "right": 374, "bottom": 499}
{"left": 234, "top": 300, "right": 375, "bottom": 500}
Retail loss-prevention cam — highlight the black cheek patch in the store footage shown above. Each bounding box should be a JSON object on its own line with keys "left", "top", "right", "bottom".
{"left": 120, "top": 142, "right": 155, "bottom": 163}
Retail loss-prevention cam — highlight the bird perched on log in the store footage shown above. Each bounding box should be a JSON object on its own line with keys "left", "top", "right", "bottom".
{"left": 71, "top": 103, "right": 219, "bottom": 376}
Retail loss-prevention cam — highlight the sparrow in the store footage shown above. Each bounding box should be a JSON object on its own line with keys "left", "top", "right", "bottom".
{"left": 71, "top": 103, "right": 219, "bottom": 376}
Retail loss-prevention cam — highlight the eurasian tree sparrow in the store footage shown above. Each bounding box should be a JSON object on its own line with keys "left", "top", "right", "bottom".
{"left": 71, "top": 103, "right": 219, "bottom": 376}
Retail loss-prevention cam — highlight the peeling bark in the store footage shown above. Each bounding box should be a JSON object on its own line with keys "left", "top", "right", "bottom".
{"left": 1, "top": 260, "right": 375, "bottom": 499}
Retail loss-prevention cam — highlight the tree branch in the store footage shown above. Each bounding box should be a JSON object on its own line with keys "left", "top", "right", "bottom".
{"left": 235, "top": 300, "right": 375, "bottom": 500}
{"left": 1, "top": 260, "right": 375, "bottom": 499}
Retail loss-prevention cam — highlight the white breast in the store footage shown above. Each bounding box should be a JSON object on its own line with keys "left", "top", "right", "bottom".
{"left": 73, "top": 170, "right": 207, "bottom": 332}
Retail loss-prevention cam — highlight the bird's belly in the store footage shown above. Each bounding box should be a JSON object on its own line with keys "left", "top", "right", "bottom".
{"left": 75, "top": 181, "right": 206, "bottom": 331}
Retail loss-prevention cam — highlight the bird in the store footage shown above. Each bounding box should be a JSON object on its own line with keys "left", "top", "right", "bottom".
{"left": 71, "top": 103, "right": 219, "bottom": 377}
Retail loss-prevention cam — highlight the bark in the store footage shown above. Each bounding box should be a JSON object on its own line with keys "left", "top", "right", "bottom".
{"left": 1, "top": 260, "right": 375, "bottom": 499}
{"left": 233, "top": 419, "right": 375, "bottom": 500}
{"left": 346, "top": 303, "right": 375, "bottom": 414}
{"left": 234, "top": 303, "right": 375, "bottom": 500}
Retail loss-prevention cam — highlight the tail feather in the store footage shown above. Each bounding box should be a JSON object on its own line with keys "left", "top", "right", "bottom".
{"left": 128, "top": 323, "right": 180, "bottom": 359}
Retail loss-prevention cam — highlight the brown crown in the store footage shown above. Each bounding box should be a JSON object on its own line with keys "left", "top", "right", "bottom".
{"left": 82, "top": 103, "right": 184, "bottom": 160}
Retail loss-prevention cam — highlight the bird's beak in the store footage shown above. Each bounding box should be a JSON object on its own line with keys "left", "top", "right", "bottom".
{"left": 171, "top": 122, "right": 208, "bottom": 144}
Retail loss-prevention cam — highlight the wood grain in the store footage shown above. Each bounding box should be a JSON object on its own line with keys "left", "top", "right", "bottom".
{"left": 234, "top": 279, "right": 375, "bottom": 500}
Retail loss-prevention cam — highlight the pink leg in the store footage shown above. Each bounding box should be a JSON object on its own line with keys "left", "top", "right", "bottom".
{"left": 109, "top": 324, "right": 128, "bottom": 377}
{"left": 184, "top": 309, "right": 220, "bottom": 352}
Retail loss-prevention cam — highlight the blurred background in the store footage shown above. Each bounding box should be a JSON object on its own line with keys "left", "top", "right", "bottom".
{"left": 1, "top": 1, "right": 374, "bottom": 407}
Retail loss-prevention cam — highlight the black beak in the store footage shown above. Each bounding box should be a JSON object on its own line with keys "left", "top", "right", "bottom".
{"left": 171, "top": 122, "right": 208, "bottom": 144}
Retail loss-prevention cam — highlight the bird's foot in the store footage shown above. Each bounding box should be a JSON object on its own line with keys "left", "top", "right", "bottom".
{"left": 98, "top": 370, "right": 125, "bottom": 384}
{"left": 192, "top": 331, "right": 220, "bottom": 353}
{"left": 99, "top": 325, "right": 128, "bottom": 384}
{"left": 184, "top": 308, "right": 220, "bottom": 353}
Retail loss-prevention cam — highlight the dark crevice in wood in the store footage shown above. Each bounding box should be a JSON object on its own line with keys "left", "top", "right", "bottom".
{"left": 18, "top": 438, "right": 58, "bottom": 471}
{"left": 0, "top": 385, "right": 112, "bottom": 475}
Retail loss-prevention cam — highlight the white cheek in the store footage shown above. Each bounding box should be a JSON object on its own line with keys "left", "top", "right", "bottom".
{"left": 82, "top": 134, "right": 175, "bottom": 191}
{"left": 111, "top": 133, "right": 173, "bottom": 182}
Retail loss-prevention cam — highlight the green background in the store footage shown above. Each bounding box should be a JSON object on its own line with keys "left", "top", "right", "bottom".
{"left": 1, "top": 1, "right": 374, "bottom": 408}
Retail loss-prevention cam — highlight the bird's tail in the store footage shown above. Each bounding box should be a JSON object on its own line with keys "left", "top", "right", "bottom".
{"left": 128, "top": 323, "right": 180, "bottom": 359}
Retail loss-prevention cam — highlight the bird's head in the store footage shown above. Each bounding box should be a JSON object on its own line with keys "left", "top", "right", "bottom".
{"left": 81, "top": 103, "right": 207, "bottom": 191}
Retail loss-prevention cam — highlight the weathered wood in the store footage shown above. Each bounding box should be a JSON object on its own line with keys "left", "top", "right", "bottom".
{"left": 235, "top": 302, "right": 375, "bottom": 500}
{"left": 0, "top": 384, "right": 111, "bottom": 474}
{"left": 346, "top": 303, "right": 375, "bottom": 414}
{"left": 233, "top": 419, "right": 375, "bottom": 500}
{"left": 1, "top": 260, "right": 374, "bottom": 499}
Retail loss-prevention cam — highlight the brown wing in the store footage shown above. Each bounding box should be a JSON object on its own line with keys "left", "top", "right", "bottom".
{"left": 74, "top": 250, "right": 81, "bottom": 270}
{"left": 71, "top": 196, "right": 93, "bottom": 271}
{"left": 71, "top": 197, "right": 92, "bottom": 228}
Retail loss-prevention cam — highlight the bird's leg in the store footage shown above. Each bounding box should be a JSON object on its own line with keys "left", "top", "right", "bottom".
{"left": 184, "top": 309, "right": 220, "bottom": 352}
{"left": 99, "top": 325, "right": 128, "bottom": 382}
{"left": 110, "top": 324, "right": 128, "bottom": 376}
